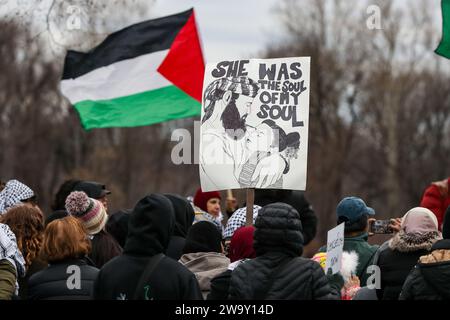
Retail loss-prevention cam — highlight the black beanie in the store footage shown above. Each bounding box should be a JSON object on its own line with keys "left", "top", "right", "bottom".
{"left": 183, "top": 221, "right": 223, "bottom": 254}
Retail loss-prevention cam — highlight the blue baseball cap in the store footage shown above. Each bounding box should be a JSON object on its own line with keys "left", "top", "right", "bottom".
{"left": 336, "top": 197, "right": 375, "bottom": 223}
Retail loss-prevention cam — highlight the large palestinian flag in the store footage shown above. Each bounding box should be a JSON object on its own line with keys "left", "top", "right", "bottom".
{"left": 61, "top": 8, "right": 204, "bottom": 129}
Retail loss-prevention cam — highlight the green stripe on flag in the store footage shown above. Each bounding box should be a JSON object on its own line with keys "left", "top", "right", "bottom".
{"left": 436, "top": 0, "right": 450, "bottom": 59}
{"left": 74, "top": 85, "right": 201, "bottom": 129}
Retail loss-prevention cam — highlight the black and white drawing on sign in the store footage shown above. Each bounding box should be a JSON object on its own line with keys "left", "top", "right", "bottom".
{"left": 199, "top": 57, "right": 310, "bottom": 192}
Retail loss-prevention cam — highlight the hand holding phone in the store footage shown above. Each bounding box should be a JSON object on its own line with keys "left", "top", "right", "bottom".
{"left": 369, "top": 219, "right": 394, "bottom": 234}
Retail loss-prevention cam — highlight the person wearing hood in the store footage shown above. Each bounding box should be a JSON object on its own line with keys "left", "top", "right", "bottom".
{"left": 179, "top": 221, "right": 230, "bottom": 299}
{"left": 400, "top": 206, "right": 450, "bottom": 300}
{"left": 0, "top": 223, "right": 26, "bottom": 300}
{"left": 254, "top": 189, "right": 317, "bottom": 245}
{"left": 223, "top": 189, "right": 318, "bottom": 246}
{"left": 376, "top": 207, "right": 442, "bottom": 300}
{"left": 164, "top": 194, "right": 195, "bottom": 261}
{"left": 208, "top": 225, "right": 256, "bottom": 300}
{"left": 93, "top": 194, "right": 202, "bottom": 300}
{"left": 0, "top": 179, "right": 36, "bottom": 215}
{"left": 105, "top": 209, "right": 131, "bottom": 248}
{"left": 228, "top": 203, "right": 343, "bottom": 299}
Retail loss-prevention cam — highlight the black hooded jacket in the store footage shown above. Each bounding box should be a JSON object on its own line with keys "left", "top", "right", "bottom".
{"left": 254, "top": 189, "right": 317, "bottom": 245}
{"left": 164, "top": 194, "right": 195, "bottom": 261}
{"left": 93, "top": 194, "right": 202, "bottom": 300}
{"left": 228, "top": 203, "right": 341, "bottom": 300}
{"left": 400, "top": 239, "right": 450, "bottom": 300}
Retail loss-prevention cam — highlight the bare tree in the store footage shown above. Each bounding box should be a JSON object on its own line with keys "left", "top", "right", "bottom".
{"left": 266, "top": 0, "right": 450, "bottom": 251}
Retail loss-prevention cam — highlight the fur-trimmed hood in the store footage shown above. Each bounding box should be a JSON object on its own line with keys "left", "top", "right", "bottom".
{"left": 389, "top": 230, "right": 442, "bottom": 253}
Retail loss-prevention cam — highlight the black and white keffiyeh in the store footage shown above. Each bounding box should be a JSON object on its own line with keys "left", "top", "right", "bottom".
{"left": 0, "top": 223, "right": 26, "bottom": 295}
{"left": 223, "top": 205, "right": 261, "bottom": 239}
{"left": 0, "top": 179, "right": 35, "bottom": 214}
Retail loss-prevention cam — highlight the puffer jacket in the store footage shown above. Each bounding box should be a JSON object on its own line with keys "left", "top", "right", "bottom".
{"left": 228, "top": 203, "right": 341, "bottom": 300}
{"left": 254, "top": 189, "right": 317, "bottom": 245}
{"left": 376, "top": 230, "right": 440, "bottom": 300}
{"left": 28, "top": 259, "right": 98, "bottom": 300}
{"left": 400, "top": 239, "right": 450, "bottom": 300}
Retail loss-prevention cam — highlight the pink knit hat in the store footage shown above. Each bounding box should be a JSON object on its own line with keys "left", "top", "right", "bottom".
{"left": 401, "top": 207, "right": 439, "bottom": 234}
{"left": 65, "top": 191, "right": 108, "bottom": 235}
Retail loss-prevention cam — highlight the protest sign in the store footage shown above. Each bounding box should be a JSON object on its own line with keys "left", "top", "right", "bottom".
{"left": 325, "top": 222, "right": 345, "bottom": 275}
{"left": 199, "top": 57, "right": 310, "bottom": 192}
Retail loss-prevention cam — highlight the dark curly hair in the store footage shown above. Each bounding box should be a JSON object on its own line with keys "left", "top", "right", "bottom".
{"left": 0, "top": 205, "right": 44, "bottom": 267}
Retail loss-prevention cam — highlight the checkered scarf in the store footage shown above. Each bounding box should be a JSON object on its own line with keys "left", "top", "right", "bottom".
{"left": 202, "top": 76, "right": 260, "bottom": 124}
{"left": 204, "top": 76, "right": 260, "bottom": 102}
{"left": 223, "top": 205, "right": 261, "bottom": 239}
{"left": 0, "top": 180, "right": 35, "bottom": 214}
{"left": 0, "top": 223, "right": 26, "bottom": 295}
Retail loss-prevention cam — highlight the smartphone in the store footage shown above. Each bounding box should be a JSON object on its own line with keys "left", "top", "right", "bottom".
{"left": 370, "top": 219, "right": 393, "bottom": 234}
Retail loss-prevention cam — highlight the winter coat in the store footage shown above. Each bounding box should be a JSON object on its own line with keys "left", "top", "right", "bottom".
{"left": 319, "top": 233, "right": 378, "bottom": 285}
{"left": 0, "top": 223, "right": 25, "bottom": 299}
{"left": 208, "top": 269, "right": 233, "bottom": 300}
{"left": 18, "top": 258, "right": 47, "bottom": 299}
{"left": 28, "top": 259, "right": 98, "bottom": 300}
{"left": 229, "top": 203, "right": 341, "bottom": 300}
{"left": 420, "top": 177, "right": 450, "bottom": 229}
{"left": 400, "top": 239, "right": 450, "bottom": 300}
{"left": 376, "top": 237, "right": 430, "bottom": 300}
{"left": 0, "top": 260, "right": 16, "bottom": 300}
{"left": 254, "top": 189, "right": 317, "bottom": 245}
{"left": 93, "top": 194, "right": 202, "bottom": 300}
{"left": 179, "top": 252, "right": 230, "bottom": 299}
{"left": 165, "top": 194, "right": 195, "bottom": 261}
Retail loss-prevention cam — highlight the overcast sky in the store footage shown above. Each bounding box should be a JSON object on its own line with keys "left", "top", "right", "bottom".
{"left": 150, "top": 0, "right": 285, "bottom": 64}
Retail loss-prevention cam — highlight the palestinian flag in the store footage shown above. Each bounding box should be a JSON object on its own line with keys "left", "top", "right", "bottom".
{"left": 436, "top": 0, "right": 450, "bottom": 59}
{"left": 61, "top": 8, "right": 204, "bottom": 129}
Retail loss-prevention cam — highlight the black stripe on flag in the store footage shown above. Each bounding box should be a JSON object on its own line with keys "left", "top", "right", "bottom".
{"left": 62, "top": 8, "right": 193, "bottom": 80}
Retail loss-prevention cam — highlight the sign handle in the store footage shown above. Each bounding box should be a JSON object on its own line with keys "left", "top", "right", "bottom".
{"left": 246, "top": 188, "right": 255, "bottom": 226}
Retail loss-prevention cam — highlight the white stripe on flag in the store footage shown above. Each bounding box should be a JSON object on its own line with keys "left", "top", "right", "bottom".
{"left": 60, "top": 49, "right": 172, "bottom": 104}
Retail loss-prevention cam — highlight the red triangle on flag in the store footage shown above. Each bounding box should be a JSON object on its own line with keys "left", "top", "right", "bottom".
{"left": 158, "top": 10, "right": 205, "bottom": 102}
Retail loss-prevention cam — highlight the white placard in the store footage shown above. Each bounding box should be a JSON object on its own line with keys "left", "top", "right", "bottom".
{"left": 199, "top": 57, "right": 310, "bottom": 191}
{"left": 325, "top": 222, "right": 345, "bottom": 275}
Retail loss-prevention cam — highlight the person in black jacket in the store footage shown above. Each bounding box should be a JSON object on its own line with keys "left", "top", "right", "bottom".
{"left": 228, "top": 203, "right": 342, "bottom": 299}
{"left": 93, "top": 194, "right": 202, "bottom": 300}
{"left": 254, "top": 189, "right": 317, "bottom": 245}
{"left": 164, "top": 194, "right": 195, "bottom": 261}
{"left": 376, "top": 207, "right": 442, "bottom": 300}
{"left": 208, "top": 225, "right": 256, "bottom": 300}
{"left": 28, "top": 216, "right": 98, "bottom": 300}
{"left": 400, "top": 206, "right": 450, "bottom": 300}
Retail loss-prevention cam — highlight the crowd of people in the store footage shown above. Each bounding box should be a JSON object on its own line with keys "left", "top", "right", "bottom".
{"left": 0, "top": 176, "right": 449, "bottom": 300}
